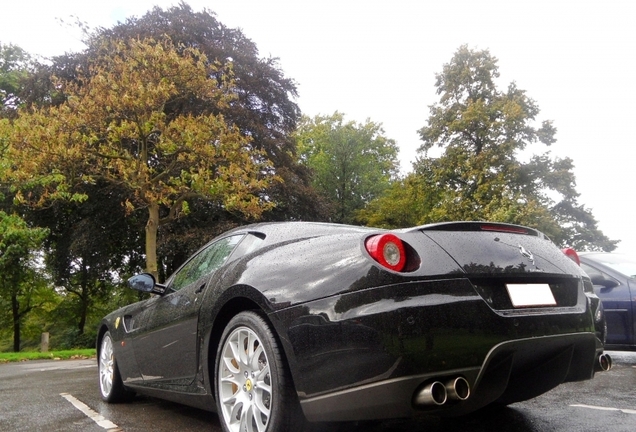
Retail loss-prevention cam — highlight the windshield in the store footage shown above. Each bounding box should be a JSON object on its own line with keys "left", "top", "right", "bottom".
{"left": 587, "top": 254, "right": 636, "bottom": 279}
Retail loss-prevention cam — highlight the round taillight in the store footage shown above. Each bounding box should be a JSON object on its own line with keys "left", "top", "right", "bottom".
{"left": 365, "top": 234, "right": 407, "bottom": 272}
{"left": 562, "top": 248, "right": 580, "bottom": 266}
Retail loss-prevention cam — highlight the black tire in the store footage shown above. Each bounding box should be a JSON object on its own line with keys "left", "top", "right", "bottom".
{"left": 214, "top": 311, "right": 306, "bottom": 432}
{"left": 98, "top": 331, "right": 134, "bottom": 402}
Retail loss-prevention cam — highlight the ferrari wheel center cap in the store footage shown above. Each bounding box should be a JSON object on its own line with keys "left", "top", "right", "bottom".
{"left": 245, "top": 379, "right": 253, "bottom": 392}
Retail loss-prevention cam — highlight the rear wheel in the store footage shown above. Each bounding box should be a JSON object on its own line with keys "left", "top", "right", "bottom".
{"left": 98, "top": 331, "right": 134, "bottom": 402}
{"left": 215, "top": 311, "right": 305, "bottom": 432}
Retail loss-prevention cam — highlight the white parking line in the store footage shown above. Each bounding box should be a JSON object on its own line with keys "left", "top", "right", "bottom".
{"left": 60, "top": 393, "right": 122, "bottom": 431}
{"left": 571, "top": 404, "right": 636, "bottom": 415}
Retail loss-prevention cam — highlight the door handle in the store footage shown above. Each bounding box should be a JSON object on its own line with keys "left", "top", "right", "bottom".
{"left": 195, "top": 283, "right": 206, "bottom": 294}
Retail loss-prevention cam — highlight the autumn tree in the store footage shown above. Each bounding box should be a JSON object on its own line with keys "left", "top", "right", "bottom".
{"left": 410, "top": 45, "right": 615, "bottom": 250}
{"left": 296, "top": 112, "right": 400, "bottom": 223}
{"left": 32, "top": 3, "right": 327, "bottom": 224}
{"left": 15, "top": 3, "right": 329, "bottom": 276}
{"left": 0, "top": 211, "right": 49, "bottom": 351}
{"left": 1, "top": 37, "right": 276, "bottom": 278}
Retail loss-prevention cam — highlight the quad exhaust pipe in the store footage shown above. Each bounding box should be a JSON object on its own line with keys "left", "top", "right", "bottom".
{"left": 445, "top": 376, "right": 471, "bottom": 401}
{"left": 414, "top": 380, "right": 447, "bottom": 406}
{"left": 413, "top": 377, "right": 471, "bottom": 407}
{"left": 595, "top": 353, "right": 612, "bottom": 372}
{"left": 415, "top": 353, "right": 609, "bottom": 408}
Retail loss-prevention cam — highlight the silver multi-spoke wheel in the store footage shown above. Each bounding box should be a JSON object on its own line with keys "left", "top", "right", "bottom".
{"left": 98, "top": 331, "right": 133, "bottom": 402}
{"left": 218, "top": 326, "right": 272, "bottom": 432}
{"left": 99, "top": 333, "right": 115, "bottom": 398}
{"left": 215, "top": 312, "right": 305, "bottom": 432}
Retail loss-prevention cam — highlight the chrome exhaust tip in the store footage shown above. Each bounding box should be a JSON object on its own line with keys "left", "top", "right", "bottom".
{"left": 414, "top": 381, "right": 447, "bottom": 406}
{"left": 445, "top": 376, "right": 470, "bottom": 401}
{"left": 596, "top": 353, "right": 612, "bottom": 371}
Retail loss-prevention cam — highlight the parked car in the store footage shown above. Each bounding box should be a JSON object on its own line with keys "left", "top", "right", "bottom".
{"left": 98, "top": 221, "right": 610, "bottom": 432}
{"left": 579, "top": 252, "right": 636, "bottom": 350}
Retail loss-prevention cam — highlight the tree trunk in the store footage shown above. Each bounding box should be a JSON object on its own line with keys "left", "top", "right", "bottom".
{"left": 77, "top": 265, "right": 89, "bottom": 335}
{"left": 145, "top": 202, "right": 160, "bottom": 280}
{"left": 11, "top": 294, "right": 20, "bottom": 352}
{"left": 77, "top": 295, "right": 88, "bottom": 335}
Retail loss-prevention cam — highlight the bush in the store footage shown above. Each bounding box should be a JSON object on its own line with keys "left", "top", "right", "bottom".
{"left": 53, "top": 327, "right": 97, "bottom": 350}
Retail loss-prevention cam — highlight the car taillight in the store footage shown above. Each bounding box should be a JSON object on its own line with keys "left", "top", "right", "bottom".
{"left": 562, "top": 248, "right": 580, "bottom": 266}
{"left": 365, "top": 234, "right": 407, "bottom": 272}
{"left": 480, "top": 224, "right": 530, "bottom": 234}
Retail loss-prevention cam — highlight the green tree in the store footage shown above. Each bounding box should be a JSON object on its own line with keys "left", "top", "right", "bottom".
{"left": 296, "top": 112, "right": 400, "bottom": 223}
{"left": 412, "top": 45, "right": 616, "bottom": 250}
{"left": 356, "top": 172, "right": 439, "bottom": 228}
{"left": 31, "top": 183, "right": 144, "bottom": 336}
{"left": 0, "top": 211, "right": 48, "bottom": 351}
{"left": 1, "top": 37, "right": 276, "bottom": 278}
{"left": 0, "top": 43, "right": 33, "bottom": 119}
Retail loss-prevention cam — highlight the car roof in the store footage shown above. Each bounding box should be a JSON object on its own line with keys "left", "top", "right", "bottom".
{"left": 223, "top": 221, "right": 379, "bottom": 243}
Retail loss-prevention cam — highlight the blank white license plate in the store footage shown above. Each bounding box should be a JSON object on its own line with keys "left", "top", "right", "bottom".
{"left": 506, "top": 284, "right": 557, "bottom": 308}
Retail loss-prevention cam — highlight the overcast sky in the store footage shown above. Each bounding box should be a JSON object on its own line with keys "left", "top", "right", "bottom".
{"left": 2, "top": 0, "right": 634, "bottom": 254}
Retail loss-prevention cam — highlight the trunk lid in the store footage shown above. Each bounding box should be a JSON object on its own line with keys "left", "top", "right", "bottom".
{"left": 415, "top": 222, "right": 575, "bottom": 276}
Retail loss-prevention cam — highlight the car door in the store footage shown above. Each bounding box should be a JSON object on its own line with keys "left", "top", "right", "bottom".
{"left": 130, "top": 234, "right": 244, "bottom": 387}
{"left": 581, "top": 262, "right": 633, "bottom": 346}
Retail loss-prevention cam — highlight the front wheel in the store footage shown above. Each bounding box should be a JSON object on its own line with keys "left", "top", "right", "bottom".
{"left": 215, "top": 311, "right": 305, "bottom": 432}
{"left": 98, "top": 331, "right": 134, "bottom": 402}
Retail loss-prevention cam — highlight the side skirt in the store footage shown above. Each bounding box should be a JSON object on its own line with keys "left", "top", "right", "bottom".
{"left": 125, "top": 384, "right": 217, "bottom": 413}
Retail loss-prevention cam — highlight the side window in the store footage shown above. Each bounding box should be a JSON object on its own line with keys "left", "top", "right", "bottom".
{"left": 581, "top": 263, "right": 620, "bottom": 287}
{"left": 170, "top": 235, "right": 243, "bottom": 291}
{"left": 230, "top": 232, "right": 265, "bottom": 259}
{"left": 581, "top": 263, "right": 602, "bottom": 280}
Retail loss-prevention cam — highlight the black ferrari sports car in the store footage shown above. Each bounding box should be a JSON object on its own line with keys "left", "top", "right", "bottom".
{"left": 98, "top": 221, "right": 610, "bottom": 432}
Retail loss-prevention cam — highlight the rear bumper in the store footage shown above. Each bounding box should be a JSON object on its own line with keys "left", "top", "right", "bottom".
{"left": 271, "top": 278, "right": 601, "bottom": 420}
{"left": 300, "top": 332, "right": 599, "bottom": 421}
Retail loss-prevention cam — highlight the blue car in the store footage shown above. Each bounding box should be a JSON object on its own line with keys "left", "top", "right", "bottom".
{"left": 579, "top": 253, "right": 636, "bottom": 350}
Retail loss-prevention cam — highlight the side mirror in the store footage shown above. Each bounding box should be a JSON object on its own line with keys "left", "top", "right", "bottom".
{"left": 127, "top": 273, "right": 157, "bottom": 293}
{"left": 590, "top": 274, "right": 619, "bottom": 289}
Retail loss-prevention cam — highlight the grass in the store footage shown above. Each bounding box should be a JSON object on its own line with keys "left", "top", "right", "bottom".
{"left": 0, "top": 349, "right": 96, "bottom": 363}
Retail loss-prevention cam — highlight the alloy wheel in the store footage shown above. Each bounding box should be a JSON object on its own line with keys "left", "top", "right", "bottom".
{"left": 99, "top": 334, "right": 115, "bottom": 398}
{"left": 218, "top": 326, "right": 273, "bottom": 432}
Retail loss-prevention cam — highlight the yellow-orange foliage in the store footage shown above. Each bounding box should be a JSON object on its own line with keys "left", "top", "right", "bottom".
{"left": 1, "top": 38, "right": 277, "bottom": 276}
